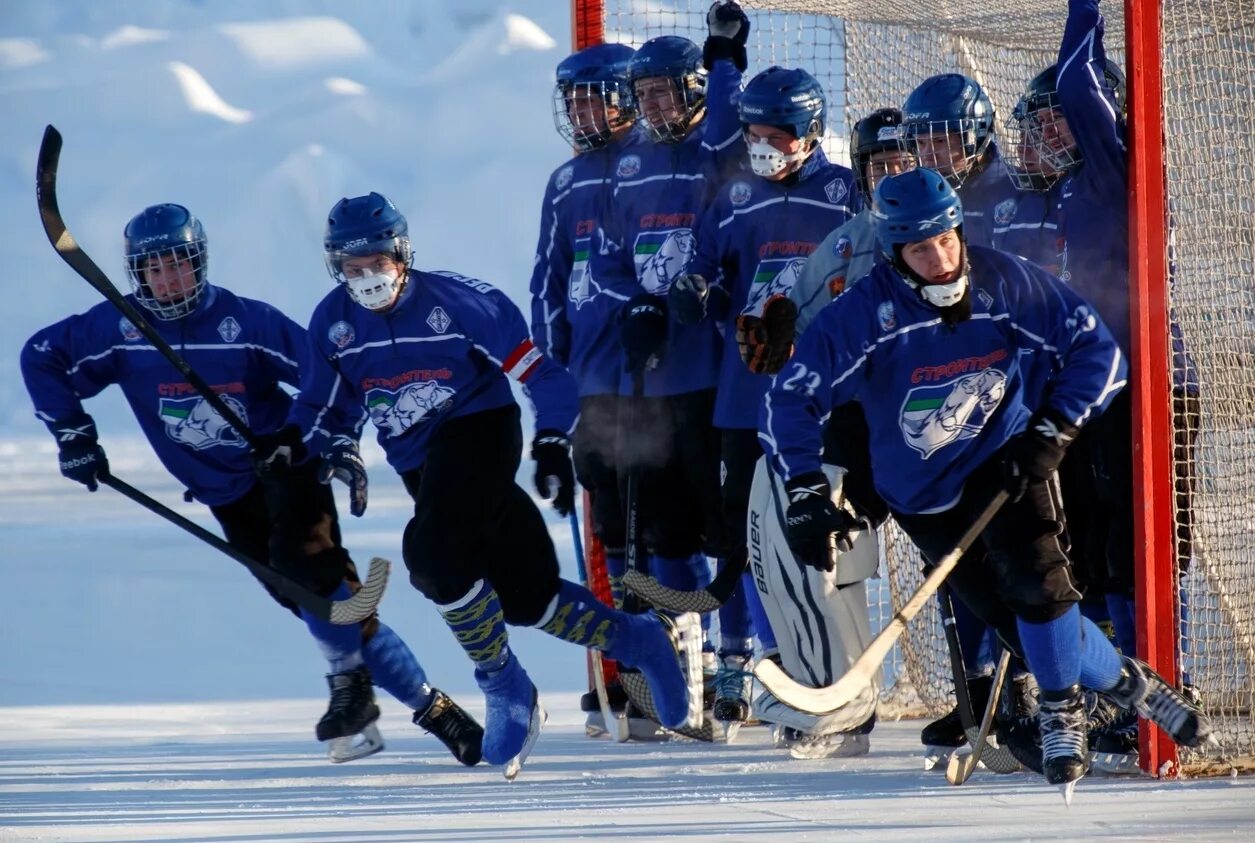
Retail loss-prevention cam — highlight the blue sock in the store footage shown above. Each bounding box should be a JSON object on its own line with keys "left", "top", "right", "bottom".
{"left": 743, "top": 572, "right": 777, "bottom": 652}
{"left": 950, "top": 595, "right": 992, "bottom": 676}
{"left": 605, "top": 553, "right": 626, "bottom": 609}
{"left": 717, "top": 560, "right": 753, "bottom": 656}
{"left": 362, "top": 623, "right": 434, "bottom": 711}
{"left": 1016, "top": 604, "right": 1082, "bottom": 692}
{"left": 536, "top": 579, "right": 621, "bottom": 651}
{"left": 300, "top": 582, "right": 363, "bottom": 672}
{"left": 1078, "top": 615, "right": 1124, "bottom": 691}
{"left": 435, "top": 579, "right": 509, "bottom": 673}
{"left": 1104, "top": 592, "right": 1137, "bottom": 655}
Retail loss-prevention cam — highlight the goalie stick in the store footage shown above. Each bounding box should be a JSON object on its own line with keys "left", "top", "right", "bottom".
{"left": 754, "top": 490, "right": 1009, "bottom": 714}
{"left": 946, "top": 649, "right": 1015, "bottom": 784}
{"left": 102, "top": 473, "right": 387, "bottom": 624}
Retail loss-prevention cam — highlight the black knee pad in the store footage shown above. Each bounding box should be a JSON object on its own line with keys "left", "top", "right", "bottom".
{"left": 270, "top": 545, "right": 354, "bottom": 598}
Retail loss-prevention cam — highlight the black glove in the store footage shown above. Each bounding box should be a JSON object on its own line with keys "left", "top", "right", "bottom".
{"left": 48, "top": 413, "right": 108, "bottom": 491}
{"left": 736, "top": 294, "right": 798, "bottom": 374}
{"left": 703, "top": 0, "right": 750, "bottom": 71}
{"left": 1001, "top": 412, "right": 1078, "bottom": 502}
{"left": 319, "top": 434, "right": 368, "bottom": 517}
{"left": 532, "top": 430, "right": 575, "bottom": 516}
{"left": 669, "top": 274, "right": 709, "bottom": 325}
{"left": 783, "top": 471, "right": 861, "bottom": 571}
{"left": 252, "top": 424, "right": 307, "bottom": 478}
{"left": 620, "top": 293, "right": 669, "bottom": 375}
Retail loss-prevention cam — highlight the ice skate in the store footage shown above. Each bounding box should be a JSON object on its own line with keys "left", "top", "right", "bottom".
{"left": 1039, "top": 685, "right": 1088, "bottom": 803}
{"left": 503, "top": 686, "right": 547, "bottom": 782}
{"left": 475, "top": 651, "right": 539, "bottom": 766}
{"left": 1105, "top": 656, "right": 1212, "bottom": 748}
{"left": 316, "top": 665, "right": 384, "bottom": 763}
{"left": 921, "top": 674, "right": 991, "bottom": 769}
{"left": 414, "top": 688, "right": 484, "bottom": 766}
{"left": 788, "top": 712, "right": 875, "bottom": 760}
{"left": 712, "top": 653, "right": 753, "bottom": 743}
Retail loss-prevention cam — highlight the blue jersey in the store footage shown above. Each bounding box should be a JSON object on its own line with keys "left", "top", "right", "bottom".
{"left": 760, "top": 246, "right": 1127, "bottom": 515}
{"left": 790, "top": 209, "right": 880, "bottom": 337}
{"left": 589, "top": 59, "right": 746, "bottom": 398}
{"left": 687, "top": 148, "right": 857, "bottom": 428}
{"left": 1055, "top": 0, "right": 1130, "bottom": 354}
{"left": 529, "top": 130, "right": 645, "bottom": 397}
{"left": 291, "top": 271, "right": 580, "bottom": 474}
{"left": 958, "top": 146, "right": 1020, "bottom": 249}
{"left": 991, "top": 182, "right": 1065, "bottom": 274}
{"left": 20, "top": 286, "right": 306, "bottom": 506}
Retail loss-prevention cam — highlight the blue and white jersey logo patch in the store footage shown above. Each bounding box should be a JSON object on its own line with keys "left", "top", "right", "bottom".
{"left": 977, "top": 288, "right": 994, "bottom": 310}
{"left": 119, "top": 317, "right": 141, "bottom": 342}
{"left": 160, "top": 394, "right": 248, "bottom": 451}
{"left": 634, "top": 228, "right": 696, "bottom": 294}
{"left": 729, "top": 181, "right": 753, "bottom": 206}
{"left": 555, "top": 165, "right": 574, "bottom": 191}
{"left": 834, "top": 236, "right": 853, "bottom": 258}
{"left": 877, "top": 301, "right": 896, "bottom": 332}
{"left": 743, "top": 257, "right": 806, "bottom": 318}
{"left": 900, "top": 368, "right": 1007, "bottom": 459}
{"left": 616, "top": 154, "right": 642, "bottom": 179}
{"left": 426, "top": 306, "right": 452, "bottom": 334}
{"left": 328, "top": 321, "right": 355, "bottom": 349}
{"left": 366, "top": 380, "right": 456, "bottom": 437}
{"left": 824, "top": 178, "right": 848, "bottom": 205}
{"left": 568, "top": 235, "right": 605, "bottom": 309}
{"left": 994, "top": 198, "right": 1017, "bottom": 226}
{"left": 217, "top": 316, "right": 241, "bottom": 343}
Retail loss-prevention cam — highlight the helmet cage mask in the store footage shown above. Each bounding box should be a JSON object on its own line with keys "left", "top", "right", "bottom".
{"left": 553, "top": 79, "right": 636, "bottom": 151}
{"left": 905, "top": 119, "right": 991, "bottom": 188}
{"left": 125, "top": 236, "right": 207, "bottom": 322}
{"left": 633, "top": 73, "right": 706, "bottom": 143}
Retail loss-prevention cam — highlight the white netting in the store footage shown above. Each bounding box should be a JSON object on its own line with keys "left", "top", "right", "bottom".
{"left": 594, "top": 0, "right": 1255, "bottom": 769}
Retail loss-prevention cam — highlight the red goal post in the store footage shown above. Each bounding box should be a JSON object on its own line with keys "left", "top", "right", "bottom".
{"left": 570, "top": 0, "right": 1255, "bottom": 777}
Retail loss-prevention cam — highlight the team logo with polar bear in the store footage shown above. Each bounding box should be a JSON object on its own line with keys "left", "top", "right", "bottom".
{"left": 365, "top": 380, "right": 457, "bottom": 437}
{"left": 634, "top": 228, "right": 696, "bottom": 294}
{"left": 160, "top": 394, "right": 249, "bottom": 451}
{"left": 742, "top": 257, "right": 806, "bottom": 318}
{"left": 900, "top": 368, "right": 1007, "bottom": 458}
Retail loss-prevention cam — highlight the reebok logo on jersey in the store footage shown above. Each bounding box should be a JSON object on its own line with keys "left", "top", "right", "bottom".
{"left": 31, "top": 339, "right": 51, "bottom": 353}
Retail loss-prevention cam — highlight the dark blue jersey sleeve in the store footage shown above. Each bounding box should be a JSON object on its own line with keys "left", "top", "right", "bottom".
{"left": 1057, "top": 0, "right": 1126, "bottom": 183}
{"left": 21, "top": 303, "right": 124, "bottom": 427}
{"left": 528, "top": 174, "right": 573, "bottom": 366}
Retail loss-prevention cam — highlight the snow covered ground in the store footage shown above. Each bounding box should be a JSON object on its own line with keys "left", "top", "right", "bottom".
{"left": 3, "top": 2, "right": 1255, "bottom": 840}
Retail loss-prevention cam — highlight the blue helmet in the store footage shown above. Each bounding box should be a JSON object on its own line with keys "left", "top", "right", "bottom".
{"left": 902, "top": 73, "right": 995, "bottom": 187}
{"left": 553, "top": 43, "right": 637, "bottom": 151}
{"left": 324, "top": 193, "right": 413, "bottom": 310}
{"left": 123, "top": 203, "right": 208, "bottom": 321}
{"left": 872, "top": 168, "right": 968, "bottom": 308}
{"left": 628, "top": 36, "right": 706, "bottom": 142}
{"left": 738, "top": 66, "right": 826, "bottom": 142}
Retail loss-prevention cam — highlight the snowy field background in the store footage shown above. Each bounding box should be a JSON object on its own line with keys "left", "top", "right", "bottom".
{"left": 3, "top": 1, "right": 1255, "bottom": 841}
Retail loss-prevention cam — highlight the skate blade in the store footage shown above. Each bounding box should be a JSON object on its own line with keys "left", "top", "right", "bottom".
{"left": 717, "top": 720, "right": 742, "bottom": 744}
{"left": 584, "top": 712, "right": 608, "bottom": 738}
{"left": 1090, "top": 751, "right": 1140, "bottom": 776}
{"left": 327, "top": 723, "right": 384, "bottom": 763}
{"left": 1060, "top": 776, "right": 1081, "bottom": 806}
{"left": 790, "top": 734, "right": 870, "bottom": 760}
{"left": 503, "top": 700, "right": 548, "bottom": 782}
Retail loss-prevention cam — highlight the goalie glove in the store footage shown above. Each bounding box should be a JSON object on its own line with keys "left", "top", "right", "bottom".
{"left": 736, "top": 294, "right": 798, "bottom": 374}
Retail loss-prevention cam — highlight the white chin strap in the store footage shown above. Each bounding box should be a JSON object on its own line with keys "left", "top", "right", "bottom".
{"left": 747, "top": 139, "right": 809, "bottom": 178}
{"left": 918, "top": 272, "right": 969, "bottom": 307}
{"left": 346, "top": 271, "right": 403, "bottom": 310}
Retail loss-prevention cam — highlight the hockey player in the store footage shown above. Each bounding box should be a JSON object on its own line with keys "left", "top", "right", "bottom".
{"left": 19, "top": 203, "right": 482, "bottom": 767}
{"left": 588, "top": 18, "right": 746, "bottom": 702}
{"left": 531, "top": 41, "right": 640, "bottom": 734}
{"left": 261, "top": 193, "right": 693, "bottom": 777}
{"left": 668, "top": 65, "right": 859, "bottom": 739}
{"left": 760, "top": 167, "right": 1211, "bottom": 793}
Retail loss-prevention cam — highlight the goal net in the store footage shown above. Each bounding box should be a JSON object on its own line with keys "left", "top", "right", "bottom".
{"left": 574, "top": 0, "right": 1255, "bottom": 775}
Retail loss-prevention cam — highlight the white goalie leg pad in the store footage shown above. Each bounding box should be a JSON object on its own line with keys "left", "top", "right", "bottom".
{"left": 327, "top": 723, "right": 385, "bottom": 763}
{"left": 747, "top": 457, "right": 880, "bottom": 734}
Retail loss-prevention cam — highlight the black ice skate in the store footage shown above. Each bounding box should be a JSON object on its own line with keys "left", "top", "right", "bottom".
{"left": 922, "top": 674, "right": 992, "bottom": 770}
{"left": 1105, "top": 656, "right": 1213, "bottom": 749}
{"left": 712, "top": 653, "right": 753, "bottom": 743}
{"left": 414, "top": 688, "right": 484, "bottom": 766}
{"left": 317, "top": 665, "right": 383, "bottom": 763}
{"left": 1038, "top": 685, "right": 1088, "bottom": 804}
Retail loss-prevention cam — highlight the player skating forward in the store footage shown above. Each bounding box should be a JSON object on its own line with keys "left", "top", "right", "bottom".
{"left": 668, "top": 64, "right": 858, "bottom": 740}
{"left": 20, "top": 203, "right": 483, "bottom": 766}
{"left": 262, "top": 193, "right": 692, "bottom": 778}
{"left": 531, "top": 41, "right": 641, "bottom": 733}
{"left": 760, "top": 168, "right": 1211, "bottom": 797}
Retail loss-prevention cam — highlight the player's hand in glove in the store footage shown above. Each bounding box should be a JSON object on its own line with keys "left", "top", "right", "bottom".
{"left": 319, "top": 434, "right": 368, "bottom": 517}
{"left": 737, "top": 294, "right": 798, "bottom": 374}
{"left": 48, "top": 413, "right": 108, "bottom": 491}
{"left": 1001, "top": 412, "right": 1077, "bottom": 503}
{"left": 669, "top": 274, "right": 709, "bottom": 325}
{"left": 620, "top": 293, "right": 669, "bottom": 375}
{"left": 704, "top": 0, "right": 750, "bottom": 71}
{"left": 532, "top": 430, "right": 575, "bottom": 516}
{"left": 252, "top": 424, "right": 307, "bottom": 478}
{"left": 783, "top": 472, "right": 861, "bottom": 571}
